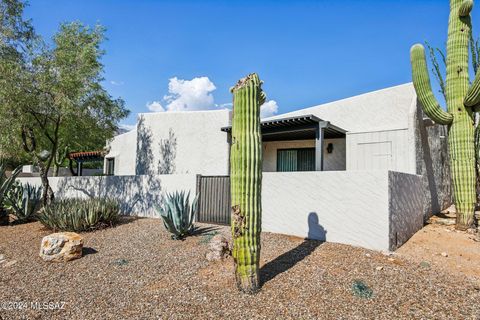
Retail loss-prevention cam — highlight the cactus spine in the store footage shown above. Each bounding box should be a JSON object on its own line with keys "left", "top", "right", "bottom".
{"left": 411, "top": 0, "right": 478, "bottom": 230}
{"left": 230, "top": 73, "right": 265, "bottom": 294}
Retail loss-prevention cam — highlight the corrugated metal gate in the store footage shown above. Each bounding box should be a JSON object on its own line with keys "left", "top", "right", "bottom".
{"left": 196, "top": 175, "right": 231, "bottom": 225}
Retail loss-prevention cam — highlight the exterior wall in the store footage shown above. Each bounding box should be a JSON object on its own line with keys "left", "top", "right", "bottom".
{"left": 346, "top": 128, "right": 415, "bottom": 174}
{"left": 265, "top": 83, "right": 415, "bottom": 132}
{"left": 135, "top": 110, "right": 231, "bottom": 176}
{"left": 104, "top": 129, "right": 137, "bottom": 176}
{"left": 18, "top": 174, "right": 197, "bottom": 217}
{"left": 413, "top": 103, "right": 452, "bottom": 219}
{"left": 263, "top": 138, "right": 346, "bottom": 172}
{"left": 388, "top": 171, "right": 425, "bottom": 250}
{"left": 261, "top": 170, "right": 425, "bottom": 251}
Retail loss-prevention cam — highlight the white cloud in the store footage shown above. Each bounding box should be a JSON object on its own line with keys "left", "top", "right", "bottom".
{"left": 147, "top": 101, "right": 165, "bottom": 112}
{"left": 110, "top": 80, "right": 124, "bottom": 86}
{"left": 149, "top": 77, "right": 217, "bottom": 112}
{"left": 260, "top": 100, "right": 279, "bottom": 118}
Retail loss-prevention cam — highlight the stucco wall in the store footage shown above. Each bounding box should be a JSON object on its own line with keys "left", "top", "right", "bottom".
{"left": 265, "top": 83, "right": 415, "bottom": 132}
{"left": 388, "top": 171, "right": 425, "bottom": 250}
{"left": 18, "top": 174, "right": 197, "bottom": 217}
{"left": 346, "top": 128, "right": 415, "bottom": 174}
{"left": 262, "top": 170, "right": 424, "bottom": 251}
{"left": 262, "top": 138, "right": 346, "bottom": 172}
{"left": 104, "top": 129, "right": 137, "bottom": 176}
{"left": 135, "top": 110, "right": 231, "bottom": 176}
{"left": 413, "top": 102, "right": 452, "bottom": 219}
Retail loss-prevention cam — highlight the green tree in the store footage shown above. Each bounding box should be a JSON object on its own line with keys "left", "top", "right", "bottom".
{"left": 0, "top": 1, "right": 129, "bottom": 205}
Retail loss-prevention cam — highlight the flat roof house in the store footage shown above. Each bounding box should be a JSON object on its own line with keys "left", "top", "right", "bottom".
{"left": 80, "top": 82, "right": 450, "bottom": 251}
{"left": 105, "top": 83, "right": 450, "bottom": 213}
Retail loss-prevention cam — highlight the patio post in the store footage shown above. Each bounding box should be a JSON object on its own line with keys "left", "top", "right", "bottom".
{"left": 315, "top": 124, "right": 324, "bottom": 171}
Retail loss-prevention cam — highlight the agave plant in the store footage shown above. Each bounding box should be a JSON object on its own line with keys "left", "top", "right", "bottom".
{"left": 5, "top": 182, "right": 41, "bottom": 222}
{"left": 38, "top": 198, "right": 120, "bottom": 232}
{"left": 0, "top": 163, "right": 22, "bottom": 225}
{"left": 157, "top": 191, "right": 198, "bottom": 240}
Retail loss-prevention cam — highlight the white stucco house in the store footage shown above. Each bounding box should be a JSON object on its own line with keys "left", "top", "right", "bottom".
{"left": 104, "top": 82, "right": 450, "bottom": 216}
{"left": 18, "top": 82, "right": 448, "bottom": 251}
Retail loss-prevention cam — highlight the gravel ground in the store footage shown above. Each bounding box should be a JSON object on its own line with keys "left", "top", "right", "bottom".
{"left": 1, "top": 218, "right": 480, "bottom": 320}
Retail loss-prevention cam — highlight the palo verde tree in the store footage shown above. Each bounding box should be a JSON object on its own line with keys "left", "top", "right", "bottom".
{"left": 230, "top": 73, "right": 265, "bottom": 294}
{"left": 410, "top": 0, "right": 480, "bottom": 230}
{"left": 0, "top": 1, "right": 129, "bottom": 205}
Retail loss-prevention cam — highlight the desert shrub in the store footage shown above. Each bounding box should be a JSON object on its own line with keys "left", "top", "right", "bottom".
{"left": 38, "top": 198, "right": 120, "bottom": 232}
{"left": 157, "top": 191, "right": 198, "bottom": 240}
{"left": 0, "top": 163, "right": 21, "bottom": 225}
{"left": 5, "top": 182, "right": 41, "bottom": 222}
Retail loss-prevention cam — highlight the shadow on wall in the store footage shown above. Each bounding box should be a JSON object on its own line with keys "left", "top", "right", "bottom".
{"left": 55, "top": 175, "right": 163, "bottom": 216}
{"left": 416, "top": 106, "right": 452, "bottom": 219}
{"left": 136, "top": 115, "right": 154, "bottom": 175}
{"left": 158, "top": 128, "right": 177, "bottom": 174}
{"left": 260, "top": 212, "right": 325, "bottom": 286}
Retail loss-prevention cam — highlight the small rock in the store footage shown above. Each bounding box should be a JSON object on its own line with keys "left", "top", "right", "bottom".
{"left": 113, "top": 258, "right": 128, "bottom": 266}
{"left": 3, "top": 260, "right": 17, "bottom": 268}
{"left": 0, "top": 254, "right": 5, "bottom": 262}
{"left": 39, "top": 232, "right": 83, "bottom": 262}
{"left": 206, "top": 235, "right": 230, "bottom": 262}
{"left": 375, "top": 266, "right": 383, "bottom": 271}
{"left": 441, "top": 204, "right": 456, "bottom": 214}
{"left": 420, "top": 261, "right": 430, "bottom": 268}
{"left": 467, "top": 228, "right": 477, "bottom": 234}
{"left": 441, "top": 252, "right": 448, "bottom": 257}
{"left": 388, "top": 258, "right": 395, "bottom": 262}
{"left": 365, "top": 253, "right": 371, "bottom": 258}
{"left": 382, "top": 251, "right": 394, "bottom": 256}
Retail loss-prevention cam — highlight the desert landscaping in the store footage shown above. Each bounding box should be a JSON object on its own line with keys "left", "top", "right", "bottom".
{"left": 1, "top": 216, "right": 479, "bottom": 320}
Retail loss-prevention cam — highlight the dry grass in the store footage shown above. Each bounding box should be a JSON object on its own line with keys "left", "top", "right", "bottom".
{"left": 0, "top": 218, "right": 479, "bottom": 319}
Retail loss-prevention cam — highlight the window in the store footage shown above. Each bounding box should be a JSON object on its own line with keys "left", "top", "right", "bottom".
{"left": 277, "top": 148, "right": 315, "bottom": 172}
{"left": 106, "top": 158, "right": 115, "bottom": 175}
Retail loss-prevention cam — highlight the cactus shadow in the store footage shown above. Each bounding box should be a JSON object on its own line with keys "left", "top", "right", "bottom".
{"left": 260, "top": 212, "right": 325, "bottom": 286}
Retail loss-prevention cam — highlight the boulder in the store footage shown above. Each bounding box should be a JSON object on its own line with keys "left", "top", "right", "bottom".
{"left": 40, "top": 232, "right": 84, "bottom": 262}
{"left": 206, "top": 234, "right": 230, "bottom": 262}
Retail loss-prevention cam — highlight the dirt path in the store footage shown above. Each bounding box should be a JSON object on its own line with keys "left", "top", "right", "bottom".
{"left": 397, "top": 217, "right": 480, "bottom": 280}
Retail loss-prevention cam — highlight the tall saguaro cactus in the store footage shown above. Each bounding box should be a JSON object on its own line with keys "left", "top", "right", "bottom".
{"left": 230, "top": 73, "right": 265, "bottom": 293}
{"left": 411, "top": 0, "right": 478, "bottom": 230}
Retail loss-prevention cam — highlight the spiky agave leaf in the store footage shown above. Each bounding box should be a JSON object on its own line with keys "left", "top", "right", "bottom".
{"left": 156, "top": 190, "right": 198, "bottom": 240}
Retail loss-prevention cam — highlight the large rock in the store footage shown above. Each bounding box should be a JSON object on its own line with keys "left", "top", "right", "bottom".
{"left": 40, "top": 232, "right": 84, "bottom": 262}
{"left": 206, "top": 234, "right": 230, "bottom": 262}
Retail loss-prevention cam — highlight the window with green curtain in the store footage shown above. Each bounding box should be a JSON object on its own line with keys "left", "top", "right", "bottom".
{"left": 277, "top": 148, "right": 315, "bottom": 172}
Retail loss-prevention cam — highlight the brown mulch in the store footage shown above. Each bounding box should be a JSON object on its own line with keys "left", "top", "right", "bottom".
{"left": 0, "top": 218, "right": 479, "bottom": 320}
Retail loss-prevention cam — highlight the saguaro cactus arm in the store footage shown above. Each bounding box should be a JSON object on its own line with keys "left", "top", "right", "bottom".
{"left": 459, "top": 0, "right": 474, "bottom": 16}
{"left": 411, "top": 44, "right": 454, "bottom": 125}
{"left": 465, "top": 69, "right": 480, "bottom": 106}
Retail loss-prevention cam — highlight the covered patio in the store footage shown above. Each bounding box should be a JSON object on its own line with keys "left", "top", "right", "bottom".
{"left": 68, "top": 151, "right": 105, "bottom": 176}
{"left": 221, "top": 114, "right": 347, "bottom": 172}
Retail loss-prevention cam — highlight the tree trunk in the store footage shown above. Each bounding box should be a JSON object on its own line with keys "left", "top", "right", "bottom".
{"left": 53, "top": 164, "right": 59, "bottom": 177}
{"left": 39, "top": 165, "right": 54, "bottom": 206}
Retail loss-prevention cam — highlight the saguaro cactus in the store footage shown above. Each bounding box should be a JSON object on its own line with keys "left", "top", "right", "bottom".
{"left": 411, "top": 0, "right": 478, "bottom": 230}
{"left": 230, "top": 73, "right": 265, "bottom": 293}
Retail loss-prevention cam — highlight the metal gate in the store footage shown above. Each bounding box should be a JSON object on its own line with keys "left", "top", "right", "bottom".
{"left": 196, "top": 175, "right": 231, "bottom": 225}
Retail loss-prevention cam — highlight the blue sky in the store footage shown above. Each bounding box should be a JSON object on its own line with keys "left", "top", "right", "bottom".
{"left": 25, "top": 0, "right": 479, "bottom": 128}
